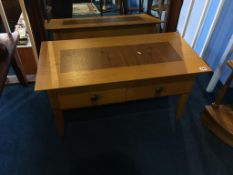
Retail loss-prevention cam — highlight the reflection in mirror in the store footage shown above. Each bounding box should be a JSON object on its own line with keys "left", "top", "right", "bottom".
{"left": 42, "top": 0, "right": 132, "bottom": 19}
{"left": 42, "top": 0, "right": 171, "bottom": 29}
{"left": 52, "top": 0, "right": 73, "bottom": 19}
{"left": 44, "top": 0, "right": 120, "bottom": 19}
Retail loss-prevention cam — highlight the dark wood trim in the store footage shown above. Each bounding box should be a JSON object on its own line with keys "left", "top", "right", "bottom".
{"left": 24, "top": 0, "right": 47, "bottom": 53}
{"left": 166, "top": 0, "right": 183, "bottom": 32}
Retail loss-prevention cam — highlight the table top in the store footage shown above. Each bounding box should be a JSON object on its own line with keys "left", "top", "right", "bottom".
{"left": 35, "top": 32, "right": 211, "bottom": 91}
{"left": 44, "top": 14, "right": 161, "bottom": 30}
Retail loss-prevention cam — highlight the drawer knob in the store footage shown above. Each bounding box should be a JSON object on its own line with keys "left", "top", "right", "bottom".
{"left": 155, "top": 87, "right": 163, "bottom": 93}
{"left": 90, "top": 94, "right": 99, "bottom": 102}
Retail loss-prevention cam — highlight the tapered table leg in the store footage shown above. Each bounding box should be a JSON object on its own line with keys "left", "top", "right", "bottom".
{"left": 147, "top": 0, "right": 153, "bottom": 15}
{"left": 139, "top": 0, "right": 144, "bottom": 13}
{"left": 119, "top": 0, "right": 124, "bottom": 14}
{"left": 48, "top": 90, "right": 64, "bottom": 137}
{"left": 176, "top": 93, "right": 189, "bottom": 119}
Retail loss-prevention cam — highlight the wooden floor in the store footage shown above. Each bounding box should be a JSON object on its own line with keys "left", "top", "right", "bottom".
{"left": 45, "top": 14, "right": 160, "bottom": 30}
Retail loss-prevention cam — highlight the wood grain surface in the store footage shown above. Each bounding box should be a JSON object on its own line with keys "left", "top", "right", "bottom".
{"left": 45, "top": 14, "right": 161, "bottom": 30}
{"left": 35, "top": 32, "right": 211, "bottom": 91}
{"left": 62, "top": 16, "right": 142, "bottom": 25}
{"left": 51, "top": 24, "right": 158, "bottom": 40}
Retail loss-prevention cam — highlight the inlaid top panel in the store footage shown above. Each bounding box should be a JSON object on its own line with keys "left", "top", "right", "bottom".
{"left": 63, "top": 16, "right": 142, "bottom": 25}
{"left": 60, "top": 42, "right": 182, "bottom": 73}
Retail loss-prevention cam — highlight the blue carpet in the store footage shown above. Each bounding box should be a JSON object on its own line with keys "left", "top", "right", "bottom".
{"left": 0, "top": 74, "right": 233, "bottom": 175}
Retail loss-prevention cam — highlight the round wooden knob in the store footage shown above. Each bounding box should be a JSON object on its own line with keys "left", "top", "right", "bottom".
{"left": 0, "top": 43, "right": 8, "bottom": 58}
{"left": 90, "top": 94, "right": 99, "bottom": 102}
{"left": 155, "top": 87, "right": 163, "bottom": 93}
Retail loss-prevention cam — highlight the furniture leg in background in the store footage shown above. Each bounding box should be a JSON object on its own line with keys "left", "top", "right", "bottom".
{"left": 147, "top": 0, "right": 171, "bottom": 32}
{"left": 100, "top": 0, "right": 124, "bottom": 15}
{"left": 99, "top": 0, "right": 103, "bottom": 15}
{"left": 123, "top": 0, "right": 128, "bottom": 14}
{"left": 139, "top": 0, "right": 144, "bottom": 13}
{"left": 147, "top": 0, "right": 153, "bottom": 15}
{"left": 166, "top": 0, "right": 183, "bottom": 32}
{"left": 202, "top": 60, "right": 233, "bottom": 147}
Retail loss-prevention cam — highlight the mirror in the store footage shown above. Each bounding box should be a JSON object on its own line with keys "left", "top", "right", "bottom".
{"left": 42, "top": 0, "right": 139, "bottom": 19}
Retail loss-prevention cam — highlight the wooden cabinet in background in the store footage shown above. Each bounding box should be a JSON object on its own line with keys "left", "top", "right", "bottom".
{"left": 17, "top": 47, "right": 37, "bottom": 75}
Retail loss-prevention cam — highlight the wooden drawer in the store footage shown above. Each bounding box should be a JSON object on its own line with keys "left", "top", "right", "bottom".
{"left": 126, "top": 80, "right": 194, "bottom": 101}
{"left": 58, "top": 88, "right": 126, "bottom": 110}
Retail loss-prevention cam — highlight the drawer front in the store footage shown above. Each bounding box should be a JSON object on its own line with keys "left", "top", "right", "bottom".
{"left": 126, "top": 80, "right": 194, "bottom": 101}
{"left": 52, "top": 25, "right": 156, "bottom": 40}
{"left": 58, "top": 88, "right": 126, "bottom": 110}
